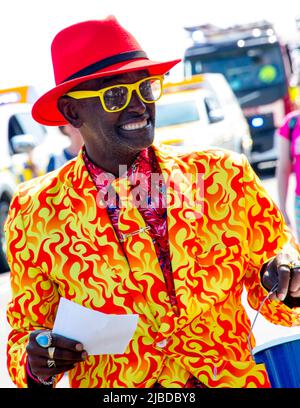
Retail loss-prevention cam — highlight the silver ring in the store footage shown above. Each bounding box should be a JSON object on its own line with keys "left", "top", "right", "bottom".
{"left": 36, "top": 331, "right": 52, "bottom": 348}
{"left": 48, "top": 346, "right": 55, "bottom": 359}
{"left": 47, "top": 359, "right": 56, "bottom": 368}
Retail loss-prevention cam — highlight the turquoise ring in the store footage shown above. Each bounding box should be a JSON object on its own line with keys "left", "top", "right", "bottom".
{"left": 36, "top": 331, "right": 52, "bottom": 348}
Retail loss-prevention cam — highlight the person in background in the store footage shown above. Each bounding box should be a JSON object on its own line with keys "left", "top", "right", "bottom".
{"left": 46, "top": 124, "right": 83, "bottom": 172}
{"left": 16, "top": 148, "right": 40, "bottom": 182}
{"left": 276, "top": 109, "right": 300, "bottom": 242}
{"left": 4, "top": 15, "right": 300, "bottom": 389}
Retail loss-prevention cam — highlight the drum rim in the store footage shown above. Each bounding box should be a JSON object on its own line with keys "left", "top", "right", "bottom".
{"left": 253, "top": 333, "right": 300, "bottom": 355}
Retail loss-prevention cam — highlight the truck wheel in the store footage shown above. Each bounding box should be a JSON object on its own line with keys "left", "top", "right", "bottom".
{"left": 0, "top": 199, "right": 10, "bottom": 273}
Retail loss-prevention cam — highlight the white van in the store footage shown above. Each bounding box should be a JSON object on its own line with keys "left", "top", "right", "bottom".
{"left": 0, "top": 86, "right": 68, "bottom": 273}
{"left": 155, "top": 73, "right": 253, "bottom": 159}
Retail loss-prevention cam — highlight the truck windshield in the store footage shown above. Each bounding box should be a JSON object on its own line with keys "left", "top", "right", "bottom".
{"left": 186, "top": 44, "right": 286, "bottom": 95}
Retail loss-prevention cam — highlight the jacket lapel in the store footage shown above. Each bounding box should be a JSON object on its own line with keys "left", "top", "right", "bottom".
{"left": 154, "top": 146, "right": 200, "bottom": 314}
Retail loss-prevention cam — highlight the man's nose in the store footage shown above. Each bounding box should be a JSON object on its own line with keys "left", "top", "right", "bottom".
{"left": 126, "top": 90, "right": 146, "bottom": 113}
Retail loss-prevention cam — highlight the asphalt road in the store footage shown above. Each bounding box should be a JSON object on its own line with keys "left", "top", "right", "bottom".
{"left": 0, "top": 170, "right": 299, "bottom": 388}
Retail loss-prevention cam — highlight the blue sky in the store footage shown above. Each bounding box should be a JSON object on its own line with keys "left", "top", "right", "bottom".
{"left": 1, "top": 0, "right": 300, "bottom": 94}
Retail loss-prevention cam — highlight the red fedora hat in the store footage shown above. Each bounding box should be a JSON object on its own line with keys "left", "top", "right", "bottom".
{"left": 32, "top": 15, "right": 181, "bottom": 126}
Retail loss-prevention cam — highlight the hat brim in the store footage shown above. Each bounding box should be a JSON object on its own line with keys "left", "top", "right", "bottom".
{"left": 32, "top": 58, "right": 181, "bottom": 126}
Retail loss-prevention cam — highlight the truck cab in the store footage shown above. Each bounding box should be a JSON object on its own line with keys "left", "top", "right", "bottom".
{"left": 183, "top": 20, "right": 300, "bottom": 171}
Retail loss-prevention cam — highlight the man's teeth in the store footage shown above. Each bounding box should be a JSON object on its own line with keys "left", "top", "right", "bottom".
{"left": 121, "top": 119, "right": 147, "bottom": 130}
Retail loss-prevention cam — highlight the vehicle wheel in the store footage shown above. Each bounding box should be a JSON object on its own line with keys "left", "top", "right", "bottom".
{"left": 0, "top": 199, "right": 10, "bottom": 273}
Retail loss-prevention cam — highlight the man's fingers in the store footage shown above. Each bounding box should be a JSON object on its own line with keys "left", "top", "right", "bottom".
{"left": 51, "top": 333, "right": 84, "bottom": 352}
{"left": 289, "top": 267, "right": 300, "bottom": 294}
{"left": 29, "top": 356, "right": 76, "bottom": 377}
{"left": 262, "top": 260, "right": 300, "bottom": 301}
{"left": 30, "top": 330, "right": 84, "bottom": 352}
{"left": 276, "top": 265, "right": 291, "bottom": 300}
{"left": 28, "top": 335, "right": 87, "bottom": 360}
{"left": 48, "top": 347, "right": 88, "bottom": 362}
{"left": 30, "top": 355, "right": 77, "bottom": 369}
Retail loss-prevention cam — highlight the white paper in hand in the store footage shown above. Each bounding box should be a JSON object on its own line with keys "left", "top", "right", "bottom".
{"left": 52, "top": 297, "right": 139, "bottom": 355}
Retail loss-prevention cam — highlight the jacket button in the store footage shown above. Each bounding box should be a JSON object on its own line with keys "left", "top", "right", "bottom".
{"left": 156, "top": 339, "right": 168, "bottom": 348}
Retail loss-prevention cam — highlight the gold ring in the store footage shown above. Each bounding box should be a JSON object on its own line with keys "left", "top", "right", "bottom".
{"left": 279, "top": 264, "right": 291, "bottom": 269}
{"left": 48, "top": 346, "right": 55, "bottom": 359}
{"left": 290, "top": 260, "right": 300, "bottom": 269}
{"left": 47, "top": 359, "right": 56, "bottom": 368}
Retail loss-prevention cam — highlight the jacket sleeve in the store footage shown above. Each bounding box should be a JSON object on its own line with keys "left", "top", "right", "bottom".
{"left": 4, "top": 189, "right": 60, "bottom": 388}
{"left": 242, "top": 155, "right": 300, "bottom": 326}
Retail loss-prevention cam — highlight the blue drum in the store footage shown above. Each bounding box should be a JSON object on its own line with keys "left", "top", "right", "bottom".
{"left": 253, "top": 334, "right": 300, "bottom": 388}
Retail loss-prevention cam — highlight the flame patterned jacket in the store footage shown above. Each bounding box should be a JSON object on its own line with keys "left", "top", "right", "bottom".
{"left": 5, "top": 145, "right": 300, "bottom": 388}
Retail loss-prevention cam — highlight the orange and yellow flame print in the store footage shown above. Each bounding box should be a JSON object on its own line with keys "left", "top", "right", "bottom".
{"left": 5, "top": 145, "right": 300, "bottom": 388}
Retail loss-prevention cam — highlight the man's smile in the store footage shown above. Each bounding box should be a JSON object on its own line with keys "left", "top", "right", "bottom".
{"left": 120, "top": 118, "right": 149, "bottom": 131}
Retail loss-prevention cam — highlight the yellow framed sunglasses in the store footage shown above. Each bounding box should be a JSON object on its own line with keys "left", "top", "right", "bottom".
{"left": 65, "top": 75, "right": 164, "bottom": 113}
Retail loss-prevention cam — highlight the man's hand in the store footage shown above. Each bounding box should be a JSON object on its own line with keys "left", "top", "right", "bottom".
{"left": 26, "top": 330, "right": 88, "bottom": 380}
{"left": 261, "top": 248, "right": 300, "bottom": 304}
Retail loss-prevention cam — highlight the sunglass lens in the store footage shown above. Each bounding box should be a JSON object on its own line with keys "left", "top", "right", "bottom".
{"left": 139, "top": 78, "right": 162, "bottom": 102}
{"left": 103, "top": 86, "right": 128, "bottom": 111}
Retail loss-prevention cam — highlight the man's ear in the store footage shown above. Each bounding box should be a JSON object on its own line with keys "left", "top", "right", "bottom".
{"left": 57, "top": 96, "right": 83, "bottom": 128}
